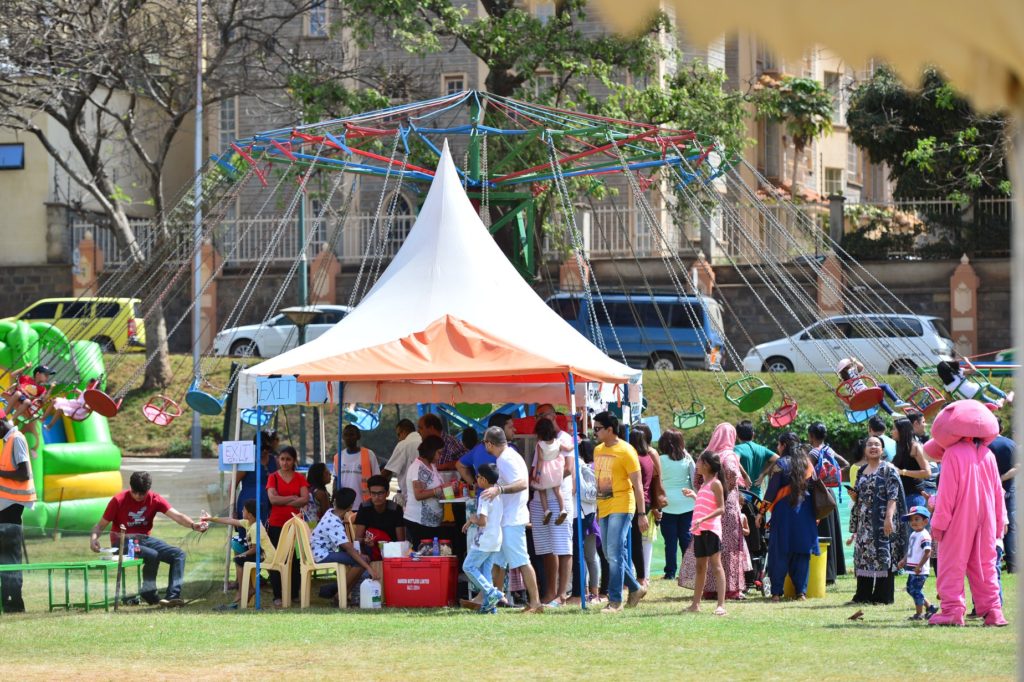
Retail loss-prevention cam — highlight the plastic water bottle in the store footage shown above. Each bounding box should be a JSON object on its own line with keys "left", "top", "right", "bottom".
{"left": 125, "top": 537, "right": 135, "bottom": 559}
{"left": 360, "top": 579, "right": 382, "bottom": 609}
{"left": 432, "top": 536, "right": 439, "bottom": 556}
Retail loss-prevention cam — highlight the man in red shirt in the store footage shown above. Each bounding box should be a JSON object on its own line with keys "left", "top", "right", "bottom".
{"left": 89, "top": 471, "right": 207, "bottom": 607}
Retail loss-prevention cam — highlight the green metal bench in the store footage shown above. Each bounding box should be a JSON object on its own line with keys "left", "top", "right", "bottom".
{"left": 0, "top": 558, "right": 143, "bottom": 614}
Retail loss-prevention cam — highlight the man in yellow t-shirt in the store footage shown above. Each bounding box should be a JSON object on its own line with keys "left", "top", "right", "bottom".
{"left": 592, "top": 411, "right": 648, "bottom": 612}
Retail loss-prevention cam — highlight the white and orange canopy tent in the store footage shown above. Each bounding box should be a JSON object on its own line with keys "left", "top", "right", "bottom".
{"left": 241, "top": 141, "right": 641, "bottom": 407}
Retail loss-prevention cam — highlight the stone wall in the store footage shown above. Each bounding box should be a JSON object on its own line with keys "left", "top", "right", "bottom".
{"left": 0, "top": 264, "right": 73, "bottom": 317}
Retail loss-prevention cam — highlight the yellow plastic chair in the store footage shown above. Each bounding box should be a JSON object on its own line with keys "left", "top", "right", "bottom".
{"left": 292, "top": 516, "right": 350, "bottom": 609}
{"left": 240, "top": 519, "right": 294, "bottom": 609}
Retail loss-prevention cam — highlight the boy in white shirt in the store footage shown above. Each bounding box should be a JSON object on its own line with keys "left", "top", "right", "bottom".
{"left": 311, "top": 488, "right": 379, "bottom": 591}
{"left": 462, "top": 463, "right": 504, "bottom": 614}
{"left": 897, "top": 505, "right": 938, "bottom": 621}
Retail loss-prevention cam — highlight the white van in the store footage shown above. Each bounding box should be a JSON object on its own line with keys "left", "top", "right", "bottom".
{"left": 741, "top": 314, "right": 955, "bottom": 375}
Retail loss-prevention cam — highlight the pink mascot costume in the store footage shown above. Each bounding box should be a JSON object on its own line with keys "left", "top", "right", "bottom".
{"left": 922, "top": 400, "right": 1008, "bottom": 626}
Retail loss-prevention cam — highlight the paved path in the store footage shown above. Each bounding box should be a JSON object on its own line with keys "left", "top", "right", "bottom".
{"left": 121, "top": 457, "right": 226, "bottom": 515}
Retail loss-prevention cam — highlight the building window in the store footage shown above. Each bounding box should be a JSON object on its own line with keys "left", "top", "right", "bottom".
{"left": 309, "top": 197, "right": 328, "bottom": 244}
{"left": 306, "top": 1, "right": 328, "bottom": 38}
{"left": 824, "top": 167, "right": 844, "bottom": 196}
{"left": 824, "top": 72, "right": 844, "bottom": 125}
{"left": 756, "top": 42, "right": 778, "bottom": 73}
{"left": 847, "top": 138, "right": 862, "bottom": 183}
{"left": 0, "top": 143, "right": 24, "bottom": 170}
{"left": 532, "top": 0, "right": 556, "bottom": 22}
{"left": 534, "top": 70, "right": 556, "bottom": 97}
{"left": 441, "top": 74, "right": 465, "bottom": 96}
{"left": 218, "top": 96, "right": 237, "bottom": 152}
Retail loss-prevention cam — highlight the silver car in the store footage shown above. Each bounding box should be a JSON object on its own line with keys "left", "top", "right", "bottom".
{"left": 742, "top": 314, "right": 955, "bottom": 375}
{"left": 211, "top": 304, "right": 352, "bottom": 357}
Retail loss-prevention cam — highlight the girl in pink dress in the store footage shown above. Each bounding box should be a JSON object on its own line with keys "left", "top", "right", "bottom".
{"left": 533, "top": 418, "right": 568, "bottom": 524}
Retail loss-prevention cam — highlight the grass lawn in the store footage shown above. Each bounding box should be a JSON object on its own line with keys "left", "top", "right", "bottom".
{"left": 3, "top": 522, "right": 1016, "bottom": 680}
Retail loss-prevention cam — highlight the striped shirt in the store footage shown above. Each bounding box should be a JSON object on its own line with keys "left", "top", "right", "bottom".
{"left": 691, "top": 478, "right": 722, "bottom": 537}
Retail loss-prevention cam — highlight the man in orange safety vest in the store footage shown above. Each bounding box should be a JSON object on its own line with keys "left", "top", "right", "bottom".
{"left": 0, "top": 410, "right": 35, "bottom": 613}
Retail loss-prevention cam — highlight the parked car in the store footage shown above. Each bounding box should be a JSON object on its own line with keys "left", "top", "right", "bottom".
{"left": 742, "top": 314, "right": 955, "bottom": 375}
{"left": 545, "top": 292, "right": 724, "bottom": 370}
{"left": 5, "top": 297, "right": 146, "bottom": 353}
{"left": 211, "top": 304, "right": 352, "bottom": 357}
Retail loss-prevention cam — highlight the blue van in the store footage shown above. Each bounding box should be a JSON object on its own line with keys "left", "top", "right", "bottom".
{"left": 545, "top": 292, "right": 724, "bottom": 370}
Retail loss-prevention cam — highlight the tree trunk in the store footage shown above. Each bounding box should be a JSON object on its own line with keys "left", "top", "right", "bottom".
{"left": 141, "top": 303, "right": 173, "bottom": 390}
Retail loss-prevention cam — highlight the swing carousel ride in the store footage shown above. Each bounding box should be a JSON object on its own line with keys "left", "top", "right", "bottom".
{"left": 15, "top": 91, "right": 988, "bottom": 531}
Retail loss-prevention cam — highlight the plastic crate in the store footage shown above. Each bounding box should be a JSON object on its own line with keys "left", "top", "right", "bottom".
{"left": 383, "top": 556, "right": 459, "bottom": 608}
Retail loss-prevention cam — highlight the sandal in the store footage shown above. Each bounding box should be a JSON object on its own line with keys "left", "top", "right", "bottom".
{"left": 713, "top": 606, "right": 727, "bottom": 616}
{"left": 543, "top": 511, "right": 552, "bottom": 525}
{"left": 555, "top": 510, "right": 567, "bottom": 525}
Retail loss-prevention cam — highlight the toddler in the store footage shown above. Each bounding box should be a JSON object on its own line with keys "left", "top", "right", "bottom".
{"left": 836, "top": 357, "right": 906, "bottom": 414}
{"left": 202, "top": 499, "right": 275, "bottom": 609}
{"left": 533, "top": 418, "right": 569, "bottom": 524}
{"left": 897, "top": 505, "right": 937, "bottom": 621}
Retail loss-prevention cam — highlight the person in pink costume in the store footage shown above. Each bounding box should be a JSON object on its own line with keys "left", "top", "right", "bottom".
{"left": 922, "top": 400, "right": 1008, "bottom": 626}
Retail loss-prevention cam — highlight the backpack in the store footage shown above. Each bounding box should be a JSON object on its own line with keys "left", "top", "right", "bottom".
{"left": 813, "top": 445, "right": 843, "bottom": 499}
{"left": 579, "top": 464, "right": 598, "bottom": 505}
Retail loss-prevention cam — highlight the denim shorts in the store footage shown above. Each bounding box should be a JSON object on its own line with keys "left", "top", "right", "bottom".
{"left": 496, "top": 524, "right": 529, "bottom": 570}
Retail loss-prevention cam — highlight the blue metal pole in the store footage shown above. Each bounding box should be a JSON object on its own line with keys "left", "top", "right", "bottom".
{"left": 334, "top": 381, "right": 345, "bottom": 493}
{"left": 568, "top": 373, "right": 587, "bottom": 610}
{"left": 254, "top": 414, "right": 261, "bottom": 610}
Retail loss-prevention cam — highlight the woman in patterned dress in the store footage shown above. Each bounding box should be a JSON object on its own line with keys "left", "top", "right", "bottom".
{"left": 679, "top": 423, "right": 753, "bottom": 599}
{"left": 848, "top": 435, "right": 908, "bottom": 604}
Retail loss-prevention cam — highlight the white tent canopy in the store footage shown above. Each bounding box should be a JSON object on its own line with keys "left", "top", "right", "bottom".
{"left": 242, "top": 141, "right": 641, "bottom": 406}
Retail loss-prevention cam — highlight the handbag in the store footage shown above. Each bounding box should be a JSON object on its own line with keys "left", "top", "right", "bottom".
{"left": 810, "top": 476, "right": 837, "bottom": 521}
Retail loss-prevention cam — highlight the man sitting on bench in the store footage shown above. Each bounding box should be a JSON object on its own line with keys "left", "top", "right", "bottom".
{"left": 89, "top": 471, "right": 208, "bottom": 607}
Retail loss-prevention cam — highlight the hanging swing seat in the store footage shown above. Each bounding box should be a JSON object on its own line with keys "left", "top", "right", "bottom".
{"left": 241, "top": 406, "right": 277, "bottom": 427}
{"left": 454, "top": 403, "right": 494, "bottom": 421}
{"left": 725, "top": 376, "right": 774, "bottom": 413}
{"left": 672, "top": 402, "right": 706, "bottom": 430}
{"left": 768, "top": 396, "right": 799, "bottom": 428}
{"left": 835, "top": 376, "right": 885, "bottom": 412}
{"left": 344, "top": 403, "right": 382, "bottom": 431}
{"left": 142, "top": 395, "right": 183, "bottom": 427}
{"left": 185, "top": 379, "right": 226, "bottom": 416}
{"left": 84, "top": 385, "right": 122, "bottom": 418}
{"left": 906, "top": 386, "right": 946, "bottom": 420}
{"left": 845, "top": 405, "right": 879, "bottom": 424}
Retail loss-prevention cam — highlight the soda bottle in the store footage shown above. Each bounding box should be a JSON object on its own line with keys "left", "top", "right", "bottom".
{"left": 133, "top": 538, "right": 142, "bottom": 558}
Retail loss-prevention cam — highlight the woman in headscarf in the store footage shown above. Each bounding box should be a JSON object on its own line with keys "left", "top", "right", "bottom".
{"left": 679, "top": 423, "right": 753, "bottom": 600}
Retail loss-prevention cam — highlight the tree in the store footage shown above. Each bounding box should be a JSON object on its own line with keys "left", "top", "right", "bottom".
{"left": 846, "top": 66, "right": 1010, "bottom": 202}
{"left": 0, "top": 1, "right": 355, "bottom": 389}
{"left": 750, "top": 75, "right": 834, "bottom": 194}
{"left": 333, "top": 0, "right": 667, "bottom": 99}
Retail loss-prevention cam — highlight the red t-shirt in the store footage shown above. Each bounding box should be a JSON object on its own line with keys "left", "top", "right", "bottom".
{"left": 266, "top": 471, "right": 309, "bottom": 527}
{"left": 103, "top": 490, "right": 171, "bottom": 545}
{"left": 18, "top": 375, "right": 46, "bottom": 400}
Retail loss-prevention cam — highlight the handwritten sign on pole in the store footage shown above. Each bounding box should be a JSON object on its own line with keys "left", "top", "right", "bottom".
{"left": 219, "top": 440, "right": 256, "bottom": 472}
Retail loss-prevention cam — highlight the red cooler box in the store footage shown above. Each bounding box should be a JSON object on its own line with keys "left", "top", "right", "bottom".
{"left": 383, "top": 556, "right": 459, "bottom": 607}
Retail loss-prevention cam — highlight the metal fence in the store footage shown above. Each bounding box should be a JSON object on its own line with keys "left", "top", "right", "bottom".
{"left": 71, "top": 195, "right": 1012, "bottom": 270}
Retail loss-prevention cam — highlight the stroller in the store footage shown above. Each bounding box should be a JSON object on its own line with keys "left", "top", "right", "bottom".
{"left": 739, "top": 488, "right": 770, "bottom": 597}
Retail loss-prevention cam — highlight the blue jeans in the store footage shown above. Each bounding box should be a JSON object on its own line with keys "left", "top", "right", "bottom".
{"left": 1004, "top": 488, "right": 1015, "bottom": 573}
{"left": 660, "top": 511, "right": 692, "bottom": 579}
{"left": 598, "top": 512, "right": 641, "bottom": 604}
{"left": 135, "top": 534, "right": 186, "bottom": 601}
{"left": 319, "top": 550, "right": 360, "bottom": 566}
{"left": 463, "top": 547, "right": 500, "bottom": 601}
{"left": 905, "top": 573, "right": 928, "bottom": 606}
